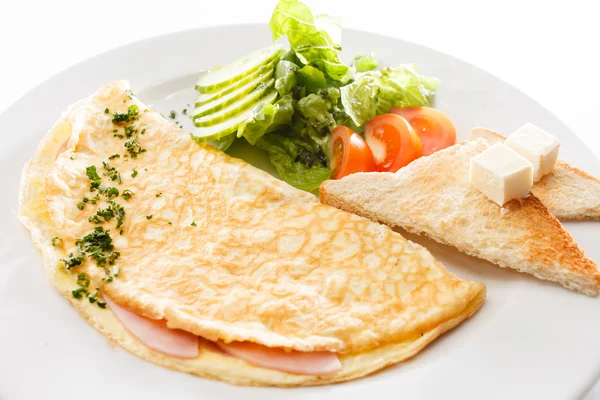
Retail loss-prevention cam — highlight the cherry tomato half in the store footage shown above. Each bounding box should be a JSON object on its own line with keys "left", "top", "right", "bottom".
{"left": 330, "top": 126, "right": 376, "bottom": 179}
{"left": 364, "top": 114, "right": 423, "bottom": 172}
{"left": 391, "top": 107, "right": 456, "bottom": 156}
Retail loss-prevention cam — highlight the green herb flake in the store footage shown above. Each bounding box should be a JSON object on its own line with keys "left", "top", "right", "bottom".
{"left": 51, "top": 237, "right": 62, "bottom": 247}
{"left": 125, "top": 89, "right": 135, "bottom": 99}
{"left": 140, "top": 128, "right": 146, "bottom": 135}
{"left": 76, "top": 226, "right": 120, "bottom": 267}
{"left": 182, "top": 108, "right": 187, "bottom": 115}
{"left": 112, "top": 105, "right": 139, "bottom": 124}
{"left": 108, "top": 154, "right": 120, "bottom": 160}
{"left": 124, "top": 137, "right": 145, "bottom": 158}
{"left": 89, "top": 195, "right": 101, "bottom": 205}
{"left": 155, "top": 193, "right": 162, "bottom": 197}
{"left": 146, "top": 215, "right": 153, "bottom": 220}
{"left": 131, "top": 168, "right": 138, "bottom": 178}
{"left": 105, "top": 187, "right": 119, "bottom": 198}
{"left": 191, "top": 221, "right": 197, "bottom": 226}
{"left": 86, "top": 165, "right": 102, "bottom": 191}
{"left": 122, "top": 190, "right": 134, "bottom": 201}
{"left": 104, "top": 108, "right": 110, "bottom": 114}
{"left": 168, "top": 110, "right": 177, "bottom": 119}
{"left": 61, "top": 252, "right": 85, "bottom": 269}
{"left": 124, "top": 125, "right": 138, "bottom": 138}
{"left": 72, "top": 287, "right": 88, "bottom": 299}
{"left": 102, "top": 161, "right": 122, "bottom": 184}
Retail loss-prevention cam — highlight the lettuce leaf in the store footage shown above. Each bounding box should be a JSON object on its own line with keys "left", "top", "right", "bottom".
{"left": 340, "top": 72, "right": 378, "bottom": 126}
{"left": 294, "top": 87, "right": 344, "bottom": 156}
{"left": 274, "top": 60, "right": 298, "bottom": 96}
{"left": 375, "top": 65, "right": 439, "bottom": 113}
{"left": 339, "top": 65, "right": 439, "bottom": 127}
{"left": 269, "top": 0, "right": 349, "bottom": 82}
{"left": 353, "top": 54, "right": 379, "bottom": 72}
{"left": 256, "top": 132, "right": 331, "bottom": 192}
{"left": 297, "top": 65, "right": 327, "bottom": 93}
{"left": 238, "top": 95, "right": 295, "bottom": 145}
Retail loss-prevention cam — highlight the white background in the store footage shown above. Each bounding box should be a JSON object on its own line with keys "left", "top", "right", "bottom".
{"left": 0, "top": 0, "right": 598, "bottom": 398}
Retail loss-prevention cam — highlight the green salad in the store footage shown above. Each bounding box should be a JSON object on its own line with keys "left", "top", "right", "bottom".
{"left": 191, "top": 0, "right": 439, "bottom": 191}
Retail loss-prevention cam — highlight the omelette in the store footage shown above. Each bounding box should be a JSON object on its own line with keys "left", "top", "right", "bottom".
{"left": 19, "top": 80, "right": 485, "bottom": 386}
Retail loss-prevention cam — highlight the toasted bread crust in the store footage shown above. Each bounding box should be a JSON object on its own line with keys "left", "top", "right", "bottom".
{"left": 470, "top": 127, "right": 600, "bottom": 221}
{"left": 320, "top": 139, "right": 600, "bottom": 296}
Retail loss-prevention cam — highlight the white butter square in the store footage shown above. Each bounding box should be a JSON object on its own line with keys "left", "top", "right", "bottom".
{"left": 469, "top": 143, "right": 534, "bottom": 206}
{"left": 505, "top": 123, "right": 560, "bottom": 182}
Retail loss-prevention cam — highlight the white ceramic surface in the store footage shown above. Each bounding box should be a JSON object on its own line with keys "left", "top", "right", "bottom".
{"left": 0, "top": 25, "right": 599, "bottom": 400}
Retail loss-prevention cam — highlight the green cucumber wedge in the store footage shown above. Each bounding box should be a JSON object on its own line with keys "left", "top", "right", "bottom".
{"left": 195, "top": 59, "right": 276, "bottom": 105}
{"left": 195, "top": 46, "right": 281, "bottom": 93}
{"left": 193, "top": 69, "right": 274, "bottom": 119}
{"left": 191, "top": 91, "right": 278, "bottom": 141}
{"left": 194, "top": 79, "right": 275, "bottom": 127}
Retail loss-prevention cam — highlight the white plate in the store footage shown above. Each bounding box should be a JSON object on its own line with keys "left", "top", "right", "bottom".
{"left": 1, "top": 25, "right": 599, "bottom": 400}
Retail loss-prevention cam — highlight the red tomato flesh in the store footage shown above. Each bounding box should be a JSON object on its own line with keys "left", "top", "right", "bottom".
{"left": 330, "top": 126, "right": 376, "bottom": 179}
{"left": 364, "top": 114, "right": 423, "bottom": 172}
{"left": 391, "top": 107, "right": 456, "bottom": 156}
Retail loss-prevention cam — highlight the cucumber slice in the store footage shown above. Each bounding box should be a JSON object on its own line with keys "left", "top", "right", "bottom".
{"left": 193, "top": 69, "right": 274, "bottom": 119}
{"left": 194, "top": 79, "right": 275, "bottom": 127}
{"left": 195, "top": 59, "right": 276, "bottom": 104}
{"left": 191, "top": 91, "right": 278, "bottom": 141}
{"left": 195, "top": 46, "right": 281, "bottom": 93}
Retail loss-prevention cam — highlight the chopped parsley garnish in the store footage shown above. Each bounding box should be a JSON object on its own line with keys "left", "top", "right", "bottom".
{"left": 168, "top": 221, "right": 172, "bottom": 225}
{"left": 107, "top": 200, "right": 125, "bottom": 228}
{"left": 191, "top": 221, "right": 197, "bottom": 226}
{"left": 72, "top": 273, "right": 106, "bottom": 308}
{"left": 77, "top": 197, "right": 89, "bottom": 210}
{"left": 61, "top": 252, "right": 85, "bottom": 269}
{"left": 146, "top": 215, "right": 153, "bottom": 220}
{"left": 51, "top": 237, "right": 62, "bottom": 247}
{"left": 76, "top": 226, "right": 120, "bottom": 267}
{"left": 102, "top": 161, "right": 122, "bottom": 184}
{"left": 112, "top": 105, "right": 139, "bottom": 124}
{"left": 86, "top": 165, "right": 102, "bottom": 191}
{"left": 131, "top": 168, "right": 138, "bottom": 178}
{"left": 140, "top": 128, "right": 146, "bottom": 135}
{"left": 104, "top": 108, "right": 109, "bottom": 114}
{"left": 125, "top": 89, "right": 134, "bottom": 99}
{"left": 76, "top": 272, "right": 90, "bottom": 288}
{"left": 168, "top": 110, "right": 177, "bottom": 119}
{"left": 105, "top": 187, "right": 119, "bottom": 198}
{"left": 89, "top": 195, "right": 101, "bottom": 205}
{"left": 122, "top": 190, "right": 134, "bottom": 201}
{"left": 155, "top": 193, "right": 162, "bottom": 197}
{"left": 124, "top": 125, "right": 138, "bottom": 138}
{"left": 182, "top": 108, "right": 187, "bottom": 115}
{"left": 72, "top": 287, "right": 88, "bottom": 299}
{"left": 124, "top": 137, "right": 145, "bottom": 158}
{"left": 108, "top": 154, "right": 120, "bottom": 160}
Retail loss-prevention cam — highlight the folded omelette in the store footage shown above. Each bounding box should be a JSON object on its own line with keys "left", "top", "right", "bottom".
{"left": 19, "top": 81, "right": 485, "bottom": 386}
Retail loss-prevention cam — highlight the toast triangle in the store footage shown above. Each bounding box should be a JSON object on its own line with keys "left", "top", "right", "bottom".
{"left": 320, "top": 139, "right": 600, "bottom": 296}
{"left": 470, "top": 127, "right": 600, "bottom": 221}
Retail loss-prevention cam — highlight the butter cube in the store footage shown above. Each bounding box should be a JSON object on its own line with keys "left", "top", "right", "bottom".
{"left": 469, "top": 143, "right": 534, "bottom": 206}
{"left": 505, "top": 123, "right": 560, "bottom": 182}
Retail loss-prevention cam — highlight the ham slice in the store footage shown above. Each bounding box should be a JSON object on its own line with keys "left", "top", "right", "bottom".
{"left": 103, "top": 294, "right": 341, "bottom": 375}
{"left": 216, "top": 341, "right": 342, "bottom": 376}
{"left": 103, "top": 294, "right": 199, "bottom": 359}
